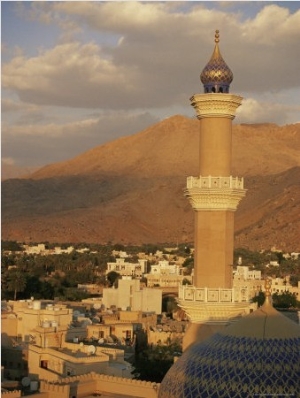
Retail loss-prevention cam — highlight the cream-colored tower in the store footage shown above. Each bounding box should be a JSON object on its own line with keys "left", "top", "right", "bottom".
{"left": 179, "top": 30, "right": 254, "bottom": 350}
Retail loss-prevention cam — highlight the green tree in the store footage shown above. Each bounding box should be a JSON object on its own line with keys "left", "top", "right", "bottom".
{"left": 132, "top": 340, "right": 181, "bottom": 382}
{"left": 182, "top": 256, "right": 194, "bottom": 275}
{"left": 6, "top": 269, "right": 27, "bottom": 300}
{"left": 1, "top": 240, "right": 23, "bottom": 252}
{"left": 61, "top": 287, "right": 89, "bottom": 301}
{"left": 113, "top": 243, "right": 125, "bottom": 251}
{"left": 272, "top": 291, "right": 298, "bottom": 309}
{"left": 162, "top": 296, "right": 179, "bottom": 316}
{"left": 289, "top": 275, "right": 300, "bottom": 287}
{"left": 23, "top": 275, "right": 42, "bottom": 298}
{"left": 106, "top": 271, "right": 120, "bottom": 287}
{"left": 252, "top": 291, "right": 265, "bottom": 307}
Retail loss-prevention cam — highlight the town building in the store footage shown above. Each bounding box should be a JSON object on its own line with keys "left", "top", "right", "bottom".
{"left": 1, "top": 300, "right": 73, "bottom": 345}
{"left": 28, "top": 341, "right": 132, "bottom": 381}
{"left": 145, "top": 260, "right": 192, "bottom": 288}
{"left": 232, "top": 266, "right": 264, "bottom": 299}
{"left": 1, "top": 300, "right": 133, "bottom": 390}
{"left": 102, "top": 278, "right": 162, "bottom": 314}
{"left": 270, "top": 277, "right": 300, "bottom": 297}
{"left": 232, "top": 266, "right": 300, "bottom": 300}
{"left": 78, "top": 283, "right": 103, "bottom": 296}
{"left": 106, "top": 258, "right": 147, "bottom": 278}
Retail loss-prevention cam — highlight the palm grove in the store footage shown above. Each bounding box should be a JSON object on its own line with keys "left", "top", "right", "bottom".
{"left": 2, "top": 240, "right": 300, "bottom": 307}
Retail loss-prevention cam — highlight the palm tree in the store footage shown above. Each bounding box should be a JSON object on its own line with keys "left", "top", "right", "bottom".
{"left": 7, "top": 269, "right": 27, "bottom": 300}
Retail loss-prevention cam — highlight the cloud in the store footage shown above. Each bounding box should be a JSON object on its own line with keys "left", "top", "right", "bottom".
{"left": 3, "top": 39, "right": 177, "bottom": 110}
{"left": 242, "top": 4, "right": 300, "bottom": 45}
{"left": 2, "top": 157, "right": 16, "bottom": 166}
{"left": 2, "top": 1, "right": 300, "bottom": 168}
{"left": 1, "top": 110, "right": 159, "bottom": 166}
{"left": 236, "top": 98, "right": 300, "bottom": 125}
{"left": 2, "top": 98, "right": 41, "bottom": 114}
{"left": 3, "top": 2, "right": 300, "bottom": 112}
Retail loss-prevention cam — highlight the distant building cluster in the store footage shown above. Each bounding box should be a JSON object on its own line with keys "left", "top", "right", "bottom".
{"left": 21, "top": 243, "right": 90, "bottom": 256}
{"left": 1, "top": 299, "right": 160, "bottom": 397}
{"left": 1, "top": 245, "right": 300, "bottom": 397}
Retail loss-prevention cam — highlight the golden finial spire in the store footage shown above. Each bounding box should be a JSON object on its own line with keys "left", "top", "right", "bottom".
{"left": 215, "top": 29, "right": 220, "bottom": 43}
{"left": 264, "top": 278, "right": 272, "bottom": 305}
{"left": 200, "top": 29, "right": 233, "bottom": 93}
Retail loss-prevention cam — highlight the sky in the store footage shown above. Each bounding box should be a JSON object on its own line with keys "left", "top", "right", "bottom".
{"left": 2, "top": 1, "right": 300, "bottom": 169}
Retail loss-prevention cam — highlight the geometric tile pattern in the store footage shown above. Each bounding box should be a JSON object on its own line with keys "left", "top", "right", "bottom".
{"left": 158, "top": 333, "right": 300, "bottom": 397}
{"left": 200, "top": 57, "right": 233, "bottom": 85}
{"left": 200, "top": 45, "right": 233, "bottom": 85}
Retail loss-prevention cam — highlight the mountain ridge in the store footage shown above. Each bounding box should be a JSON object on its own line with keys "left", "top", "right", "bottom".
{"left": 2, "top": 115, "right": 300, "bottom": 251}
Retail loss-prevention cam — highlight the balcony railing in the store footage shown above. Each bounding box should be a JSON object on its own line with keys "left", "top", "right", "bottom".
{"left": 178, "top": 285, "right": 248, "bottom": 303}
{"left": 186, "top": 176, "right": 244, "bottom": 190}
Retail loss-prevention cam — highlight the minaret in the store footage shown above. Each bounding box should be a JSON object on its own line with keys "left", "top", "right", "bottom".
{"left": 179, "top": 30, "right": 254, "bottom": 350}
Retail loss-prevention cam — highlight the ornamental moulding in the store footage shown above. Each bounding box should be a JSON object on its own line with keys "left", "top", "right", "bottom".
{"left": 190, "top": 93, "right": 243, "bottom": 119}
{"left": 177, "top": 301, "right": 253, "bottom": 324}
{"left": 184, "top": 187, "right": 246, "bottom": 211}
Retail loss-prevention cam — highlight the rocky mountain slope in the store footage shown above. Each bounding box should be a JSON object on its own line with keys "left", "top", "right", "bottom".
{"left": 1, "top": 163, "right": 38, "bottom": 181}
{"left": 2, "top": 115, "right": 300, "bottom": 251}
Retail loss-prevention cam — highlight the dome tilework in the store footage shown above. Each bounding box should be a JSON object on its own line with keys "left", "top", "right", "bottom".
{"left": 158, "top": 333, "right": 300, "bottom": 397}
{"left": 200, "top": 45, "right": 233, "bottom": 86}
{"left": 200, "top": 30, "right": 233, "bottom": 93}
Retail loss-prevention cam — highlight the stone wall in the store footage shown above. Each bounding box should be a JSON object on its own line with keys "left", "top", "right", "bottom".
{"left": 1, "top": 391, "right": 22, "bottom": 398}
{"left": 39, "top": 372, "right": 159, "bottom": 398}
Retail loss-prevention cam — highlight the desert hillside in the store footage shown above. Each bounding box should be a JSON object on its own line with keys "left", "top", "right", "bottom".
{"left": 2, "top": 115, "right": 300, "bottom": 251}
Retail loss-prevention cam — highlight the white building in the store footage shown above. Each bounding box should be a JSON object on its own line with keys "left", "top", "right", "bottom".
{"left": 233, "top": 266, "right": 261, "bottom": 281}
{"left": 106, "top": 258, "right": 147, "bottom": 278}
{"left": 232, "top": 266, "right": 264, "bottom": 301}
{"left": 150, "top": 260, "right": 181, "bottom": 275}
{"left": 145, "top": 260, "right": 190, "bottom": 288}
{"left": 270, "top": 277, "right": 300, "bottom": 297}
{"left": 23, "top": 243, "right": 48, "bottom": 255}
{"left": 102, "top": 279, "right": 162, "bottom": 314}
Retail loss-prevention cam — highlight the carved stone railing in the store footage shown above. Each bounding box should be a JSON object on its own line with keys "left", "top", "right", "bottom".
{"left": 178, "top": 285, "right": 248, "bottom": 303}
{"left": 186, "top": 175, "right": 244, "bottom": 190}
{"left": 184, "top": 176, "right": 246, "bottom": 211}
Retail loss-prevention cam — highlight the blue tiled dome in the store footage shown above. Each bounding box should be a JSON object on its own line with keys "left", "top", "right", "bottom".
{"left": 158, "top": 300, "right": 300, "bottom": 397}
{"left": 200, "top": 30, "right": 233, "bottom": 94}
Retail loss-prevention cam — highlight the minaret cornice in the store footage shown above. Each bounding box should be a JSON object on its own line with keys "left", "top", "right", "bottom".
{"left": 190, "top": 93, "right": 243, "bottom": 119}
{"left": 184, "top": 175, "right": 246, "bottom": 211}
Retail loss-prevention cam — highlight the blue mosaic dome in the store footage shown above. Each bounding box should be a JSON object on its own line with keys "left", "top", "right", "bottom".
{"left": 158, "top": 300, "right": 300, "bottom": 398}
{"left": 200, "top": 30, "right": 233, "bottom": 94}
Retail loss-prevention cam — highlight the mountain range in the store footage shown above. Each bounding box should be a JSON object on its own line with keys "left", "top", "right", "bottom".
{"left": 2, "top": 115, "right": 300, "bottom": 251}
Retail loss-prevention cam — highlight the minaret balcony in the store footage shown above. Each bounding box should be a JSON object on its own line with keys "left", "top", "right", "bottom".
{"left": 186, "top": 175, "right": 244, "bottom": 189}
{"left": 184, "top": 175, "right": 246, "bottom": 211}
{"left": 178, "top": 285, "right": 248, "bottom": 303}
{"left": 190, "top": 93, "right": 243, "bottom": 119}
{"left": 177, "top": 285, "right": 256, "bottom": 324}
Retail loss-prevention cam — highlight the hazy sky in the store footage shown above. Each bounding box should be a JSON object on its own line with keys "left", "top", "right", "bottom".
{"left": 2, "top": 1, "right": 300, "bottom": 169}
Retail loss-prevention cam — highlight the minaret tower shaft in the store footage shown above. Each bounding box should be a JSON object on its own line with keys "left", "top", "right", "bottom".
{"left": 186, "top": 30, "right": 245, "bottom": 289}
{"left": 179, "top": 30, "right": 253, "bottom": 350}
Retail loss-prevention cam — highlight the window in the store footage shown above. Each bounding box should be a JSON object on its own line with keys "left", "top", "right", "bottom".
{"left": 40, "top": 360, "right": 48, "bottom": 369}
